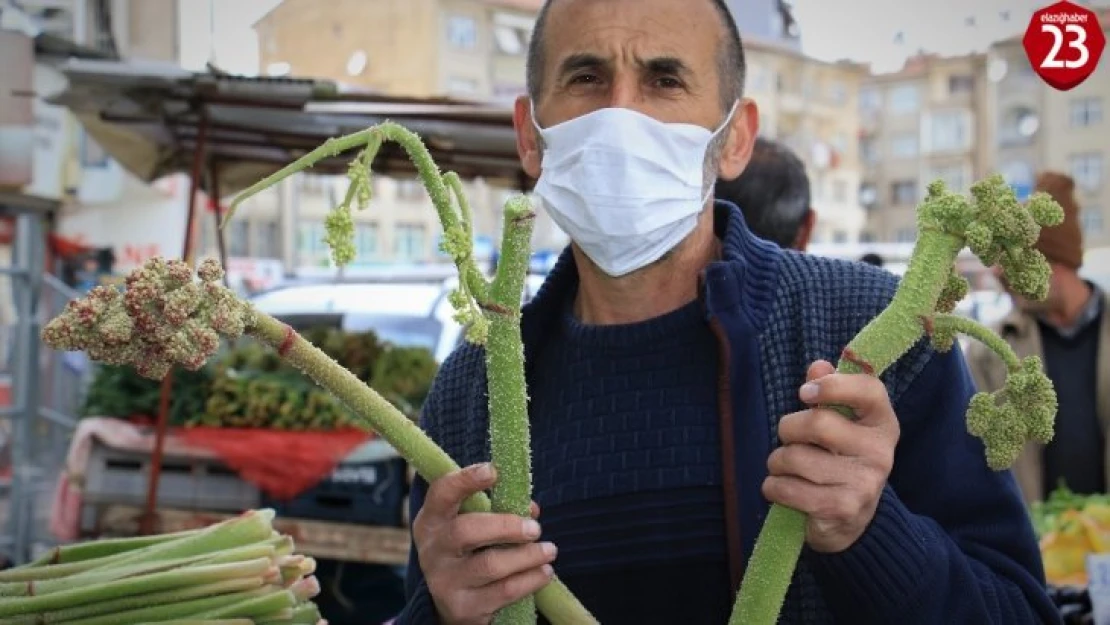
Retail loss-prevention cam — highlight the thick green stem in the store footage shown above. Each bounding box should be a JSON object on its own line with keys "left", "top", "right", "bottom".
{"left": 245, "top": 309, "right": 596, "bottom": 624}
{"left": 9, "top": 529, "right": 200, "bottom": 571}
{"left": 730, "top": 228, "right": 964, "bottom": 625}
{"left": 486, "top": 198, "right": 537, "bottom": 625}
{"left": 43, "top": 588, "right": 272, "bottom": 625}
{"left": 0, "top": 559, "right": 272, "bottom": 617}
{"left": 0, "top": 579, "right": 263, "bottom": 625}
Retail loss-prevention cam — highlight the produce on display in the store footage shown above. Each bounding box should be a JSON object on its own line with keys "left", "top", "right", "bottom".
{"left": 78, "top": 328, "right": 435, "bottom": 429}
{"left": 1032, "top": 485, "right": 1110, "bottom": 587}
{"left": 39, "top": 113, "right": 1061, "bottom": 625}
{"left": 0, "top": 509, "right": 324, "bottom": 624}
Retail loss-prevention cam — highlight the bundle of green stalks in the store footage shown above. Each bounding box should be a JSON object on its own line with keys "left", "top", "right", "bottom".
{"left": 0, "top": 510, "right": 325, "bottom": 625}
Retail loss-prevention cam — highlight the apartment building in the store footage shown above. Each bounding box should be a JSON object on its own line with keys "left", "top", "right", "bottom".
{"left": 226, "top": 0, "right": 568, "bottom": 269}
{"left": 858, "top": 53, "right": 991, "bottom": 243}
{"left": 744, "top": 38, "right": 869, "bottom": 243}
{"left": 15, "top": 0, "right": 177, "bottom": 62}
{"left": 986, "top": 12, "right": 1110, "bottom": 248}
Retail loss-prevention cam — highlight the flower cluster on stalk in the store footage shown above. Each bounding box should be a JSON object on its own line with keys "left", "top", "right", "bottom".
{"left": 41, "top": 257, "right": 253, "bottom": 380}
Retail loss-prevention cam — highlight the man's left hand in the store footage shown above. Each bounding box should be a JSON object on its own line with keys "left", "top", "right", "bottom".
{"left": 762, "top": 359, "right": 901, "bottom": 553}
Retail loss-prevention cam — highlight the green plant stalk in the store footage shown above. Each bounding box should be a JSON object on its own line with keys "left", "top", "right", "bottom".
{"left": 79, "top": 510, "right": 275, "bottom": 575}
{"left": 10, "top": 529, "right": 200, "bottom": 570}
{"left": 486, "top": 198, "right": 538, "bottom": 625}
{"left": 0, "top": 541, "right": 278, "bottom": 599}
{"left": 46, "top": 588, "right": 274, "bottom": 625}
{"left": 728, "top": 229, "right": 964, "bottom": 625}
{"left": 258, "top": 602, "right": 321, "bottom": 625}
{"left": 0, "top": 558, "right": 273, "bottom": 617}
{"left": 731, "top": 176, "right": 1064, "bottom": 625}
{"left": 0, "top": 578, "right": 264, "bottom": 625}
{"left": 133, "top": 621, "right": 253, "bottom": 625}
{"left": 246, "top": 316, "right": 584, "bottom": 617}
{"left": 197, "top": 589, "right": 297, "bottom": 619}
{"left": 219, "top": 124, "right": 595, "bottom": 624}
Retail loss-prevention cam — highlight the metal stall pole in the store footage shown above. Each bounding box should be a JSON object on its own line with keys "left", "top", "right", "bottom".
{"left": 137, "top": 113, "right": 210, "bottom": 535}
{"left": 1, "top": 200, "right": 48, "bottom": 564}
{"left": 209, "top": 163, "right": 230, "bottom": 288}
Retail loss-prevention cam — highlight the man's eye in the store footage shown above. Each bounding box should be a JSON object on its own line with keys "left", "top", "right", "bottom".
{"left": 655, "top": 77, "right": 683, "bottom": 89}
{"left": 569, "top": 73, "right": 600, "bottom": 85}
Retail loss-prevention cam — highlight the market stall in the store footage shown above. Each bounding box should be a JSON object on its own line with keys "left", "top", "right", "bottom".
{"left": 11, "top": 59, "right": 530, "bottom": 621}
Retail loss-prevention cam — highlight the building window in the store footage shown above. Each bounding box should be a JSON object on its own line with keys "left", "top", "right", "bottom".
{"left": 394, "top": 224, "right": 427, "bottom": 261}
{"left": 354, "top": 222, "right": 379, "bottom": 260}
{"left": 254, "top": 220, "right": 280, "bottom": 258}
{"left": 860, "top": 136, "right": 880, "bottom": 164}
{"left": 895, "top": 227, "right": 917, "bottom": 243}
{"left": 1081, "top": 208, "right": 1104, "bottom": 235}
{"left": 447, "top": 15, "right": 477, "bottom": 49}
{"left": 1070, "top": 97, "right": 1103, "bottom": 127}
{"left": 447, "top": 76, "right": 479, "bottom": 95}
{"left": 887, "top": 84, "right": 920, "bottom": 113}
{"left": 79, "top": 130, "right": 110, "bottom": 168}
{"left": 999, "top": 106, "right": 1039, "bottom": 145}
{"left": 927, "top": 110, "right": 972, "bottom": 153}
{"left": 832, "top": 180, "right": 848, "bottom": 203}
{"left": 296, "top": 221, "right": 329, "bottom": 260}
{"left": 1070, "top": 152, "right": 1104, "bottom": 191}
{"left": 891, "top": 180, "right": 917, "bottom": 205}
{"left": 859, "top": 86, "right": 881, "bottom": 111}
{"left": 930, "top": 164, "right": 968, "bottom": 192}
{"left": 889, "top": 133, "right": 918, "bottom": 158}
{"left": 492, "top": 14, "right": 531, "bottom": 56}
{"left": 1000, "top": 160, "right": 1035, "bottom": 188}
{"left": 827, "top": 80, "right": 847, "bottom": 105}
{"left": 948, "top": 75, "right": 975, "bottom": 95}
{"left": 859, "top": 183, "right": 878, "bottom": 207}
{"left": 397, "top": 178, "right": 426, "bottom": 201}
{"left": 226, "top": 221, "right": 249, "bottom": 257}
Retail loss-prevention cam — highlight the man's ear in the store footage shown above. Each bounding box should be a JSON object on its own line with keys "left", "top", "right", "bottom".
{"left": 514, "top": 95, "right": 543, "bottom": 179}
{"left": 718, "top": 98, "right": 759, "bottom": 181}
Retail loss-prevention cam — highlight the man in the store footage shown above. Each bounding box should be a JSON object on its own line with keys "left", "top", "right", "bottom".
{"left": 714, "top": 137, "right": 815, "bottom": 251}
{"left": 968, "top": 171, "right": 1110, "bottom": 505}
{"left": 396, "top": 0, "right": 1056, "bottom": 623}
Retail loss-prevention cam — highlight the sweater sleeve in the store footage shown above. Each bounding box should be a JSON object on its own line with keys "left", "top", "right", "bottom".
{"left": 393, "top": 475, "right": 442, "bottom": 625}
{"left": 802, "top": 343, "right": 1060, "bottom": 625}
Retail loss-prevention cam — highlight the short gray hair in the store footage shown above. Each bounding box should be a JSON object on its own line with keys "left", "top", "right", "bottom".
{"left": 525, "top": 0, "right": 746, "bottom": 113}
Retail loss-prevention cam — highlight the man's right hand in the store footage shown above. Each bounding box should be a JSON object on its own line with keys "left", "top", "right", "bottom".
{"left": 412, "top": 463, "right": 559, "bottom": 625}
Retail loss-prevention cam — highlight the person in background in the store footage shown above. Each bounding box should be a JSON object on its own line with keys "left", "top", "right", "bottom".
{"left": 860, "top": 252, "right": 884, "bottom": 268}
{"left": 714, "top": 137, "right": 815, "bottom": 251}
{"left": 967, "top": 171, "right": 1110, "bottom": 504}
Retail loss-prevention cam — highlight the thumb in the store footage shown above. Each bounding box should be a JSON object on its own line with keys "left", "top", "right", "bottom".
{"left": 806, "top": 360, "right": 836, "bottom": 382}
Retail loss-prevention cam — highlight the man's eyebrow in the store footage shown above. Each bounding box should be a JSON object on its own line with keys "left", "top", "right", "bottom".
{"left": 639, "top": 56, "right": 691, "bottom": 77}
{"left": 554, "top": 54, "right": 694, "bottom": 80}
{"left": 556, "top": 53, "right": 607, "bottom": 78}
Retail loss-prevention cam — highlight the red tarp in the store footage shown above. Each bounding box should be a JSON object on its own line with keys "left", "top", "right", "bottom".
{"left": 176, "top": 426, "right": 375, "bottom": 500}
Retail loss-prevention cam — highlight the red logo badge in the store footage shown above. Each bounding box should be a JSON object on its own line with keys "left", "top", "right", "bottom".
{"left": 1023, "top": 0, "right": 1105, "bottom": 91}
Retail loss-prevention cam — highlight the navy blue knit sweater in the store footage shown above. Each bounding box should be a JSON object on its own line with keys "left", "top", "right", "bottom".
{"left": 396, "top": 201, "right": 1059, "bottom": 625}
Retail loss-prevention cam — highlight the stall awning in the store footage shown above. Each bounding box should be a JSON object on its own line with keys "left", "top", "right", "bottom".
{"left": 45, "top": 59, "right": 533, "bottom": 196}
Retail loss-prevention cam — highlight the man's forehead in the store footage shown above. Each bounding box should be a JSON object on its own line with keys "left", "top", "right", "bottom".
{"left": 542, "top": 0, "right": 722, "bottom": 60}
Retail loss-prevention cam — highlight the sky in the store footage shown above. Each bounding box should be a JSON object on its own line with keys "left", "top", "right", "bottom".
{"left": 178, "top": 0, "right": 1103, "bottom": 76}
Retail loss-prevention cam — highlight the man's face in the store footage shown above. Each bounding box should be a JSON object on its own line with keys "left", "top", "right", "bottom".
{"left": 513, "top": 0, "right": 757, "bottom": 181}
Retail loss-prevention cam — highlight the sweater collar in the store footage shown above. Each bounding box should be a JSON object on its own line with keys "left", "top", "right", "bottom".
{"left": 519, "top": 200, "right": 785, "bottom": 367}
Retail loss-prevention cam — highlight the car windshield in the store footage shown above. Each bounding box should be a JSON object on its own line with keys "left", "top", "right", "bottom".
{"left": 341, "top": 314, "right": 444, "bottom": 353}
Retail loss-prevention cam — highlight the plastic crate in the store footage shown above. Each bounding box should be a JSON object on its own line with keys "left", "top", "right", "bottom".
{"left": 262, "top": 451, "right": 408, "bottom": 527}
{"left": 82, "top": 438, "right": 260, "bottom": 512}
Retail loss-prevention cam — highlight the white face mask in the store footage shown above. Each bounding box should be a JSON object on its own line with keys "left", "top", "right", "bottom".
{"left": 531, "top": 102, "right": 737, "bottom": 278}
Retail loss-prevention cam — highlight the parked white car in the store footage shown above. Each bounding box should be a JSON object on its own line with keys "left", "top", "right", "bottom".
{"left": 248, "top": 274, "right": 551, "bottom": 364}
